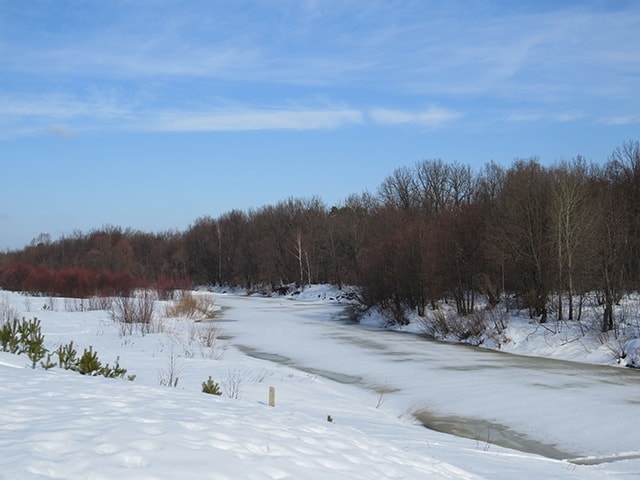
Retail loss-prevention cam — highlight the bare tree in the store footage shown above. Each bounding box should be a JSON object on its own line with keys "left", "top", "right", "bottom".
{"left": 607, "top": 140, "right": 640, "bottom": 286}
{"left": 448, "top": 162, "right": 475, "bottom": 209}
{"left": 378, "top": 166, "right": 418, "bottom": 211}
{"left": 327, "top": 193, "right": 377, "bottom": 288}
{"left": 550, "top": 157, "right": 595, "bottom": 320}
{"left": 592, "top": 178, "right": 626, "bottom": 332}
{"left": 493, "top": 159, "right": 553, "bottom": 321}
{"left": 415, "top": 159, "right": 451, "bottom": 214}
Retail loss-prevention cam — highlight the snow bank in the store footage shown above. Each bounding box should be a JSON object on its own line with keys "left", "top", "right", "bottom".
{"left": 1, "top": 363, "right": 477, "bottom": 480}
{"left": 623, "top": 338, "right": 640, "bottom": 368}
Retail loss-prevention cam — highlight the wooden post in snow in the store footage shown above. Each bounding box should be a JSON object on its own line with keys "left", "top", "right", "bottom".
{"left": 268, "top": 386, "right": 276, "bottom": 407}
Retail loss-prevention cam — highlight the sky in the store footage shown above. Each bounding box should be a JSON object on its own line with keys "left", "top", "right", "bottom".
{"left": 1, "top": 0, "right": 639, "bottom": 251}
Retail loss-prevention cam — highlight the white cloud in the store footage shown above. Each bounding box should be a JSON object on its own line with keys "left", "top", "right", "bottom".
{"left": 506, "top": 112, "right": 543, "bottom": 123}
{"left": 0, "top": 93, "right": 128, "bottom": 120}
{"left": 3, "top": 2, "right": 640, "bottom": 114}
{"left": 600, "top": 114, "right": 640, "bottom": 126}
{"left": 505, "top": 111, "right": 585, "bottom": 123}
{"left": 554, "top": 112, "right": 585, "bottom": 122}
{"left": 149, "top": 108, "right": 364, "bottom": 132}
{"left": 369, "top": 107, "right": 461, "bottom": 127}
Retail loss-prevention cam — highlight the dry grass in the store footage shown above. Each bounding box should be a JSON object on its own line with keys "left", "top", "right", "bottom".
{"left": 165, "top": 291, "right": 216, "bottom": 320}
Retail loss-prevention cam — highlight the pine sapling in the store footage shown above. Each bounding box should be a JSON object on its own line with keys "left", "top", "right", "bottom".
{"left": 202, "top": 376, "right": 222, "bottom": 395}
{"left": 100, "top": 356, "right": 128, "bottom": 379}
{"left": 26, "top": 333, "right": 47, "bottom": 369}
{"left": 21, "top": 318, "right": 47, "bottom": 369}
{"left": 77, "top": 346, "right": 102, "bottom": 375}
{"left": 0, "top": 318, "right": 21, "bottom": 353}
{"left": 56, "top": 341, "right": 79, "bottom": 370}
{"left": 0, "top": 320, "right": 14, "bottom": 352}
{"left": 40, "top": 352, "right": 57, "bottom": 370}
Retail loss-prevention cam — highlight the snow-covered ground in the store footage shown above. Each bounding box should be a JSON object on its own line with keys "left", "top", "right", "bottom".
{"left": 1, "top": 286, "right": 639, "bottom": 479}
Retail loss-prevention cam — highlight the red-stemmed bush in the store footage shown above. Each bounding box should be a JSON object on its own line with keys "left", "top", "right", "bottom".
{"left": 154, "top": 275, "right": 193, "bottom": 300}
{"left": 25, "top": 265, "right": 55, "bottom": 295}
{"left": 0, "top": 263, "right": 141, "bottom": 298}
{"left": 0, "top": 263, "right": 33, "bottom": 292}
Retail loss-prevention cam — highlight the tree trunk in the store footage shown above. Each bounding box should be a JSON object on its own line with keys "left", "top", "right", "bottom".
{"left": 603, "top": 292, "right": 614, "bottom": 332}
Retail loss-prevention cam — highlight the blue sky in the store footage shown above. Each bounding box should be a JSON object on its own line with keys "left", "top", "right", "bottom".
{"left": 1, "top": 0, "right": 639, "bottom": 250}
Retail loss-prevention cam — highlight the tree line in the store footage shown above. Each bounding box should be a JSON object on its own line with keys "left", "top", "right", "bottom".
{"left": 2, "top": 141, "right": 639, "bottom": 332}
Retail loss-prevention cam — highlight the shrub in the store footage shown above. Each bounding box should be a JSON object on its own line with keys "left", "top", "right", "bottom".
{"left": 158, "top": 346, "right": 181, "bottom": 387}
{"left": 202, "top": 376, "right": 222, "bottom": 395}
{"left": 112, "top": 290, "right": 158, "bottom": 335}
{"left": 53, "top": 268, "right": 97, "bottom": 298}
{"left": 198, "top": 322, "right": 221, "bottom": 348}
{"left": 0, "top": 263, "right": 33, "bottom": 292}
{"left": 155, "top": 276, "right": 192, "bottom": 300}
{"left": 0, "top": 294, "right": 19, "bottom": 323}
{"left": 185, "top": 320, "right": 226, "bottom": 359}
{"left": 1, "top": 263, "right": 138, "bottom": 298}
{"left": 87, "top": 295, "right": 113, "bottom": 311}
{"left": 222, "top": 369, "right": 246, "bottom": 399}
{"left": 418, "top": 308, "right": 493, "bottom": 345}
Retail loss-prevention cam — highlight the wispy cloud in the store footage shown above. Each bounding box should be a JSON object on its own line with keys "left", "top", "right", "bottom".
{"left": 506, "top": 112, "right": 543, "bottom": 123}
{"left": 386, "top": 6, "right": 640, "bottom": 108}
{"left": 0, "top": 93, "right": 129, "bottom": 120}
{"left": 1, "top": 1, "right": 638, "bottom": 138}
{"left": 149, "top": 108, "right": 363, "bottom": 132}
{"left": 369, "top": 107, "right": 461, "bottom": 127}
{"left": 505, "top": 110, "right": 586, "bottom": 124}
{"left": 1, "top": 88, "right": 463, "bottom": 136}
{"left": 0, "top": 92, "right": 131, "bottom": 138}
{"left": 600, "top": 114, "right": 640, "bottom": 126}
{"left": 554, "top": 112, "right": 585, "bottom": 123}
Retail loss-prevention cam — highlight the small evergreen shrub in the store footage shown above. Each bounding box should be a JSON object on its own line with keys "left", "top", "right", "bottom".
{"left": 202, "top": 376, "right": 222, "bottom": 395}
{"left": 40, "top": 352, "right": 56, "bottom": 370}
{"left": 1, "top": 317, "right": 47, "bottom": 366}
{"left": 0, "top": 317, "right": 131, "bottom": 379}
{"left": 77, "top": 346, "right": 102, "bottom": 375}
{"left": 0, "top": 318, "right": 21, "bottom": 353}
{"left": 100, "top": 356, "right": 128, "bottom": 379}
{"left": 21, "top": 318, "right": 47, "bottom": 369}
{"left": 56, "top": 341, "right": 79, "bottom": 370}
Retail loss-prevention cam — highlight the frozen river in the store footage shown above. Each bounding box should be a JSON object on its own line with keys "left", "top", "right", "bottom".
{"left": 217, "top": 293, "right": 640, "bottom": 463}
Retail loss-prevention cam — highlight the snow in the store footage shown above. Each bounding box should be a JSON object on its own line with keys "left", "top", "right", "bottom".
{"left": 1, "top": 287, "right": 639, "bottom": 479}
{"left": 624, "top": 338, "right": 640, "bottom": 368}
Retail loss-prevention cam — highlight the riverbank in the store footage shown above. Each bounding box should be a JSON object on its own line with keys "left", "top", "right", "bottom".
{"left": 349, "top": 289, "right": 640, "bottom": 369}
